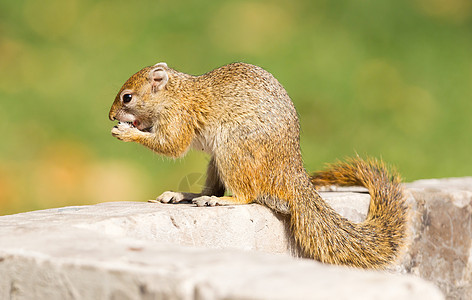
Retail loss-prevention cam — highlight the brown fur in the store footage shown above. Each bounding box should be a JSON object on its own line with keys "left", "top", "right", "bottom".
{"left": 109, "top": 62, "right": 407, "bottom": 268}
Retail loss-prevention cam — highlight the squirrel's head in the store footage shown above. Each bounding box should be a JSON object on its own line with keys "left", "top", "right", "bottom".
{"left": 108, "top": 62, "right": 169, "bottom": 132}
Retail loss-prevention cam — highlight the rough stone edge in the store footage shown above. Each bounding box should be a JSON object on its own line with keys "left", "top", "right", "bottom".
{"left": 0, "top": 241, "right": 444, "bottom": 300}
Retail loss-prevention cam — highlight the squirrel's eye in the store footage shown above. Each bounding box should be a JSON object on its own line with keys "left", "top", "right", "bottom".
{"left": 122, "top": 94, "right": 132, "bottom": 104}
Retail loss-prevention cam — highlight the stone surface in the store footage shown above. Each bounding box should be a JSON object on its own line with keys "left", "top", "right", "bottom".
{"left": 2, "top": 179, "right": 470, "bottom": 299}
{"left": 324, "top": 178, "right": 472, "bottom": 299}
{"left": 0, "top": 192, "right": 441, "bottom": 300}
{"left": 0, "top": 240, "right": 442, "bottom": 300}
{"left": 400, "top": 177, "right": 472, "bottom": 299}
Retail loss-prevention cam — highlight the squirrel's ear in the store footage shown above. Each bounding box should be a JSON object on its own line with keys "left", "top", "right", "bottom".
{"left": 150, "top": 66, "right": 168, "bottom": 92}
{"left": 154, "top": 62, "right": 168, "bottom": 68}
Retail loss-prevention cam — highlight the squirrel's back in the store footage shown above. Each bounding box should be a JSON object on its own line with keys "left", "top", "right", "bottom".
{"left": 191, "top": 63, "right": 301, "bottom": 158}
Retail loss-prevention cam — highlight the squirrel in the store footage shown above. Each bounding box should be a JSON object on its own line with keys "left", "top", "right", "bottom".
{"left": 108, "top": 62, "right": 408, "bottom": 269}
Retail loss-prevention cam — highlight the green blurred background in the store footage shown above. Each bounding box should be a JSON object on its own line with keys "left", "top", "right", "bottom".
{"left": 1, "top": 0, "right": 471, "bottom": 215}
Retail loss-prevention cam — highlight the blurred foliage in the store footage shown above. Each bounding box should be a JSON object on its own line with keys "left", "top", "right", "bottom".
{"left": 0, "top": 0, "right": 471, "bottom": 215}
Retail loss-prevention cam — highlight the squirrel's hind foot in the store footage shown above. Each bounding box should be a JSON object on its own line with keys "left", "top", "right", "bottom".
{"left": 152, "top": 191, "right": 200, "bottom": 204}
{"left": 192, "top": 196, "right": 241, "bottom": 207}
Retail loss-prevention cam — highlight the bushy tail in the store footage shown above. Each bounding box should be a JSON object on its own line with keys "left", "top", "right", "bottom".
{"left": 289, "top": 157, "right": 407, "bottom": 268}
{"left": 311, "top": 156, "right": 406, "bottom": 223}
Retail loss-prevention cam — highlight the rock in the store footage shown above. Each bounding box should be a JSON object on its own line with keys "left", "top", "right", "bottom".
{"left": 0, "top": 193, "right": 442, "bottom": 299}
{"left": 0, "top": 191, "right": 370, "bottom": 257}
{"left": 3, "top": 179, "right": 470, "bottom": 299}
{"left": 0, "top": 240, "right": 442, "bottom": 300}
{"left": 318, "top": 178, "right": 472, "bottom": 299}
{"left": 400, "top": 177, "right": 472, "bottom": 299}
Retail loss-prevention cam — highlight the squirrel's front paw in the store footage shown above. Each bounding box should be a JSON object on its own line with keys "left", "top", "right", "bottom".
{"left": 111, "top": 122, "right": 139, "bottom": 142}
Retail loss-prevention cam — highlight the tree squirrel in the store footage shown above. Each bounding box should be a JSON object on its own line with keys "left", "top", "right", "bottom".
{"left": 108, "top": 62, "right": 407, "bottom": 269}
